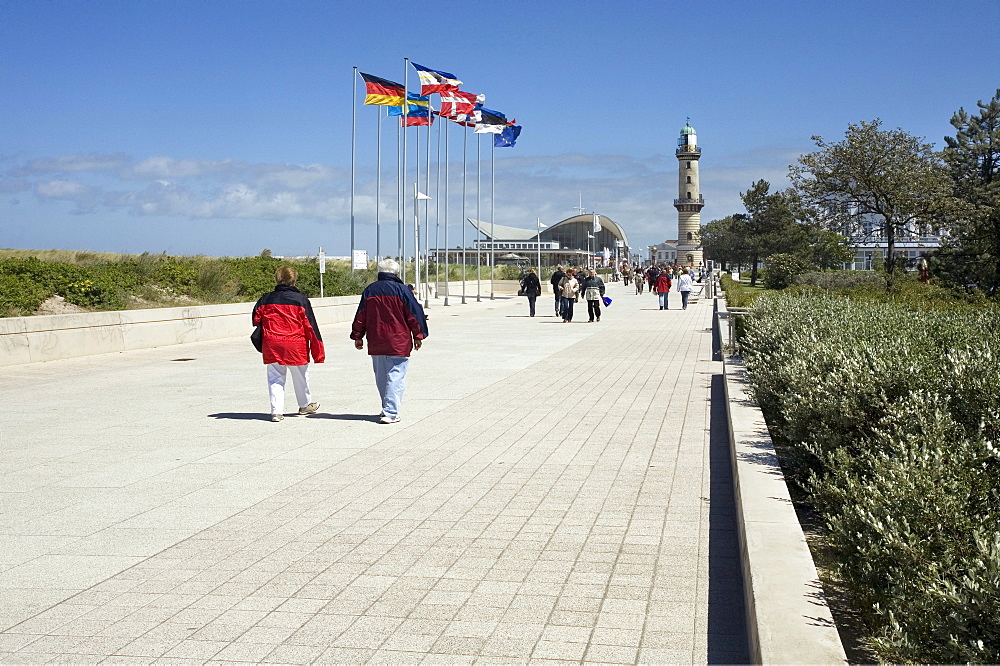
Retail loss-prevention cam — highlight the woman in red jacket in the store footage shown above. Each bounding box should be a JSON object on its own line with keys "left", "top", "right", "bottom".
{"left": 655, "top": 269, "right": 673, "bottom": 310}
{"left": 252, "top": 266, "right": 324, "bottom": 421}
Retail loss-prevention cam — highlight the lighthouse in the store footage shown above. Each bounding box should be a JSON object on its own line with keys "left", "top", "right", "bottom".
{"left": 674, "top": 121, "right": 704, "bottom": 267}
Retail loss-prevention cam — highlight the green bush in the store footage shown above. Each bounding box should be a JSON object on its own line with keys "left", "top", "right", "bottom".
{"left": 740, "top": 291, "right": 1000, "bottom": 662}
{"left": 762, "top": 253, "right": 809, "bottom": 289}
{"left": 793, "top": 270, "right": 887, "bottom": 291}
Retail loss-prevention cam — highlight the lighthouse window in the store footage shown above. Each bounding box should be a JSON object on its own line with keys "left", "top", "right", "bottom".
{"left": 686, "top": 191, "right": 691, "bottom": 199}
{"left": 686, "top": 161, "right": 692, "bottom": 169}
{"left": 687, "top": 232, "right": 693, "bottom": 241}
{"left": 686, "top": 176, "right": 691, "bottom": 184}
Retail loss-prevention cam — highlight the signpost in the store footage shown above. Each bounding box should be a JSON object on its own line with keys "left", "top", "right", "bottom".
{"left": 318, "top": 247, "right": 326, "bottom": 298}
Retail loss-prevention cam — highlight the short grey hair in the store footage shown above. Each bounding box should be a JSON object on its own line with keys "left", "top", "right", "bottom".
{"left": 378, "top": 258, "right": 400, "bottom": 274}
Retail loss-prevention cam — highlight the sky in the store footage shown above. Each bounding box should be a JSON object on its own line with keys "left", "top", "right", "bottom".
{"left": 2, "top": 0, "right": 999, "bottom": 259}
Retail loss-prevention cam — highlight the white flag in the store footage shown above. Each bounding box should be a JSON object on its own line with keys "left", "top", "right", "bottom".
{"left": 416, "top": 191, "right": 432, "bottom": 200}
{"left": 593, "top": 213, "right": 600, "bottom": 232}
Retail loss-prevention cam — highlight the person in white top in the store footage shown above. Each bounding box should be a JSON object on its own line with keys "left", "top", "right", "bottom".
{"left": 677, "top": 268, "right": 695, "bottom": 310}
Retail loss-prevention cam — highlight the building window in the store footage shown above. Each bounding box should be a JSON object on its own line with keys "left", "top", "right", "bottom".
{"left": 686, "top": 191, "right": 691, "bottom": 199}
{"left": 686, "top": 232, "right": 693, "bottom": 241}
{"left": 686, "top": 161, "right": 691, "bottom": 169}
{"left": 686, "top": 176, "right": 692, "bottom": 184}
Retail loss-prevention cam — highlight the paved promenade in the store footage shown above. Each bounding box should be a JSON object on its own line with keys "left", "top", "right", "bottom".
{"left": 0, "top": 281, "right": 748, "bottom": 664}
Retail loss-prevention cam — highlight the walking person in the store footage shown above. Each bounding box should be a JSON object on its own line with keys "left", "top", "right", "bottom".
{"left": 646, "top": 265, "right": 658, "bottom": 294}
{"left": 678, "top": 267, "right": 695, "bottom": 310}
{"left": 655, "top": 269, "right": 673, "bottom": 310}
{"left": 550, "top": 265, "right": 566, "bottom": 316}
{"left": 580, "top": 268, "right": 606, "bottom": 322}
{"left": 558, "top": 268, "right": 580, "bottom": 323}
{"left": 522, "top": 268, "right": 542, "bottom": 317}
{"left": 635, "top": 268, "right": 644, "bottom": 294}
{"left": 350, "top": 259, "right": 429, "bottom": 424}
{"left": 252, "top": 265, "right": 324, "bottom": 422}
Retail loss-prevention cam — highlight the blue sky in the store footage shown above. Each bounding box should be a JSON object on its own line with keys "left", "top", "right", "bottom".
{"left": 2, "top": 0, "right": 998, "bottom": 258}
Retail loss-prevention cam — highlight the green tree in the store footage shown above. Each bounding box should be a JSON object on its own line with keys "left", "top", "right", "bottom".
{"left": 739, "top": 180, "right": 809, "bottom": 286}
{"left": 941, "top": 89, "right": 1000, "bottom": 294}
{"left": 789, "top": 119, "right": 954, "bottom": 278}
{"left": 701, "top": 214, "right": 749, "bottom": 271}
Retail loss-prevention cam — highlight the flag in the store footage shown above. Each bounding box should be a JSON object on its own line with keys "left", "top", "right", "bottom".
{"left": 401, "top": 108, "right": 433, "bottom": 126}
{"left": 411, "top": 62, "right": 462, "bottom": 95}
{"left": 475, "top": 108, "right": 507, "bottom": 134}
{"left": 359, "top": 72, "right": 405, "bottom": 106}
{"left": 494, "top": 124, "right": 521, "bottom": 147}
{"left": 416, "top": 191, "right": 432, "bottom": 201}
{"left": 593, "top": 213, "right": 601, "bottom": 232}
{"left": 387, "top": 93, "right": 432, "bottom": 116}
{"left": 440, "top": 90, "right": 483, "bottom": 120}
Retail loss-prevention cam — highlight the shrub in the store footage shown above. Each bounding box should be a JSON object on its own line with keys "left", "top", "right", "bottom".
{"left": 761, "top": 253, "right": 809, "bottom": 289}
{"left": 794, "top": 270, "right": 887, "bottom": 291}
{"left": 739, "top": 291, "right": 1000, "bottom": 662}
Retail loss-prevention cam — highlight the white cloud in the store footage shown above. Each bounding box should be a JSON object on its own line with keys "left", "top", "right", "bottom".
{"left": 124, "top": 156, "right": 237, "bottom": 179}
{"left": 19, "top": 153, "right": 127, "bottom": 175}
{"left": 10, "top": 145, "right": 804, "bottom": 250}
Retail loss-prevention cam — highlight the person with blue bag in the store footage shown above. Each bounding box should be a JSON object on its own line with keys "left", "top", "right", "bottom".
{"left": 580, "top": 268, "right": 606, "bottom": 323}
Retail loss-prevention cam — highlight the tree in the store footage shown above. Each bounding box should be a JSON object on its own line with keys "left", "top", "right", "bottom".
{"left": 789, "top": 119, "right": 954, "bottom": 277}
{"left": 739, "top": 180, "right": 809, "bottom": 286}
{"left": 701, "top": 214, "right": 749, "bottom": 271}
{"left": 941, "top": 89, "right": 1000, "bottom": 294}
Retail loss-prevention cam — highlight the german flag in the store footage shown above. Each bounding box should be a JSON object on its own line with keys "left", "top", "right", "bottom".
{"left": 359, "top": 73, "right": 405, "bottom": 106}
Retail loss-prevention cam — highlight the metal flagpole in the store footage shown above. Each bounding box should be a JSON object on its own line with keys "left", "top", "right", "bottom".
{"left": 351, "top": 67, "right": 357, "bottom": 270}
{"left": 435, "top": 118, "right": 442, "bottom": 302}
{"left": 424, "top": 115, "right": 431, "bottom": 308}
{"left": 397, "top": 120, "right": 402, "bottom": 266}
{"left": 461, "top": 125, "right": 467, "bottom": 304}
{"left": 443, "top": 117, "right": 450, "bottom": 306}
{"left": 413, "top": 183, "right": 421, "bottom": 298}
{"left": 476, "top": 132, "right": 481, "bottom": 302}
{"left": 401, "top": 57, "right": 409, "bottom": 283}
{"left": 375, "top": 105, "right": 382, "bottom": 262}
{"left": 414, "top": 113, "right": 421, "bottom": 290}
{"left": 490, "top": 140, "right": 495, "bottom": 300}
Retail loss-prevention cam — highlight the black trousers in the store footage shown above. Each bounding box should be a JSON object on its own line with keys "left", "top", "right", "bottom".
{"left": 587, "top": 299, "right": 601, "bottom": 321}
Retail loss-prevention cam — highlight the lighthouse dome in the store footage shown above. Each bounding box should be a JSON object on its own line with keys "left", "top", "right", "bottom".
{"left": 680, "top": 123, "right": 696, "bottom": 135}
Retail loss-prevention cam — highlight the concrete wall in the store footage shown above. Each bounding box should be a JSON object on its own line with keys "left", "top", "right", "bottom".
{"left": 0, "top": 281, "right": 528, "bottom": 367}
{"left": 716, "top": 302, "right": 848, "bottom": 664}
{"left": 0, "top": 296, "right": 361, "bottom": 367}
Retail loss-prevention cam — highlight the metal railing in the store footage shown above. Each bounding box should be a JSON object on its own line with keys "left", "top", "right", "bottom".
{"left": 725, "top": 307, "right": 754, "bottom": 351}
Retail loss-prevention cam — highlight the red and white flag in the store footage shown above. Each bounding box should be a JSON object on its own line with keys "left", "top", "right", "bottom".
{"left": 440, "top": 90, "right": 484, "bottom": 122}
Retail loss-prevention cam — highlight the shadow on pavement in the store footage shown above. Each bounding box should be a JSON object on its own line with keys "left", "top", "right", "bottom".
{"left": 708, "top": 372, "right": 751, "bottom": 663}
{"left": 207, "top": 412, "right": 271, "bottom": 420}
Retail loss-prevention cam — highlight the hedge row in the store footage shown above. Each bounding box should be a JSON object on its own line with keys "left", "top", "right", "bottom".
{"left": 739, "top": 292, "right": 1000, "bottom": 663}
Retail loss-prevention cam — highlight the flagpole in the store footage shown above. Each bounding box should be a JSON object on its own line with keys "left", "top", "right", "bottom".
{"left": 476, "top": 132, "right": 481, "bottom": 303}
{"left": 375, "top": 104, "right": 382, "bottom": 263}
{"left": 351, "top": 67, "right": 357, "bottom": 271}
{"left": 414, "top": 112, "right": 421, "bottom": 291}
{"left": 424, "top": 116, "right": 431, "bottom": 308}
{"left": 434, "top": 118, "right": 442, "bottom": 303}
{"left": 537, "top": 218, "right": 542, "bottom": 277}
{"left": 443, "top": 119, "right": 450, "bottom": 306}
{"left": 397, "top": 120, "right": 402, "bottom": 267}
{"left": 490, "top": 139, "right": 495, "bottom": 300}
{"left": 401, "top": 57, "right": 409, "bottom": 283}
{"left": 413, "top": 183, "right": 420, "bottom": 300}
{"left": 461, "top": 125, "right": 467, "bottom": 305}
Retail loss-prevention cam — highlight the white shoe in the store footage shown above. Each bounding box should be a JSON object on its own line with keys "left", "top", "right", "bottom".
{"left": 379, "top": 415, "right": 401, "bottom": 424}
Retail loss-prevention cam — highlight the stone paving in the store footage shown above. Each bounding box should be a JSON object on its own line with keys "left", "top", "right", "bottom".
{"left": 0, "top": 281, "right": 748, "bottom": 664}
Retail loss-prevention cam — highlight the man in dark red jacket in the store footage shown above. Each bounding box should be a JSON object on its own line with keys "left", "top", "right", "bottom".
{"left": 351, "top": 259, "right": 428, "bottom": 424}
{"left": 253, "top": 266, "right": 324, "bottom": 421}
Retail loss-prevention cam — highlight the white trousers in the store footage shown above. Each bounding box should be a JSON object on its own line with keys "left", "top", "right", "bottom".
{"left": 266, "top": 363, "right": 312, "bottom": 415}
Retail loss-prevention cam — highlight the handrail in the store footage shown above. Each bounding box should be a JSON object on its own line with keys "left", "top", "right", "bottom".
{"left": 725, "top": 306, "right": 755, "bottom": 351}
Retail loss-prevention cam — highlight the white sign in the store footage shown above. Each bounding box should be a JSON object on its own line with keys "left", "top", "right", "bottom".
{"left": 318, "top": 250, "right": 326, "bottom": 274}
{"left": 352, "top": 249, "right": 368, "bottom": 270}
